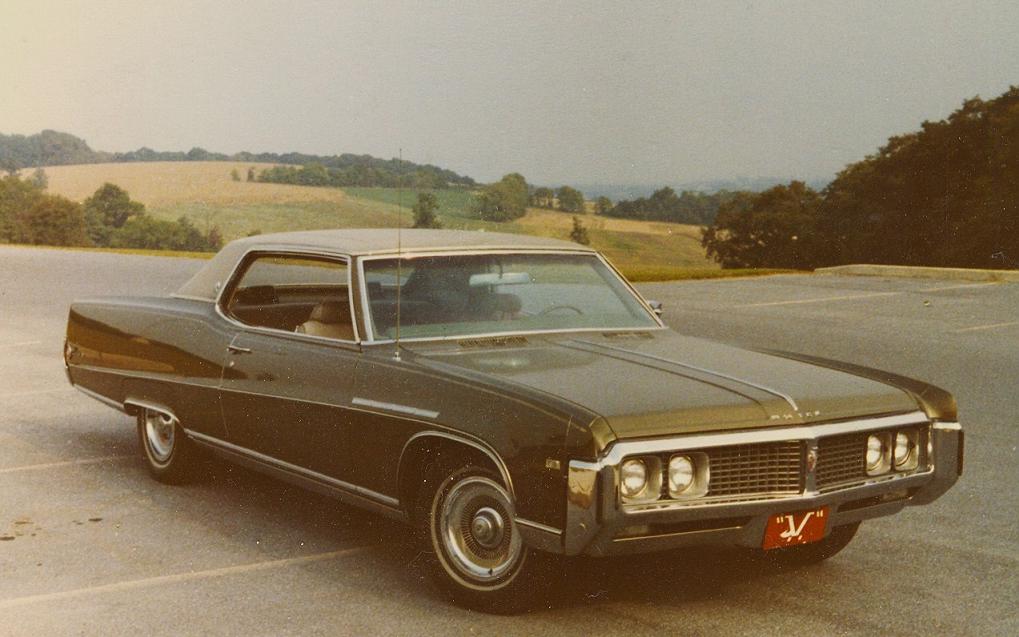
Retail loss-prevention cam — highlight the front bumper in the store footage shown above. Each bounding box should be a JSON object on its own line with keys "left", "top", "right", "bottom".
{"left": 541, "top": 416, "right": 963, "bottom": 557}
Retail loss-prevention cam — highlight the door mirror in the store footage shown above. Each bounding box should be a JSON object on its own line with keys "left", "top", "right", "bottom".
{"left": 647, "top": 300, "right": 663, "bottom": 317}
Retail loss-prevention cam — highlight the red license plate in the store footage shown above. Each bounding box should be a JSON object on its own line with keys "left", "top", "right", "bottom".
{"left": 762, "top": 506, "right": 829, "bottom": 550}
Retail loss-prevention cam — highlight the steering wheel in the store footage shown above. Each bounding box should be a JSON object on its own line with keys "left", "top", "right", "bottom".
{"left": 538, "top": 304, "right": 584, "bottom": 316}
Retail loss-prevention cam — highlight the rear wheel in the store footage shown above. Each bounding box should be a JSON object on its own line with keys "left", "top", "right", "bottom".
{"left": 137, "top": 407, "right": 195, "bottom": 484}
{"left": 755, "top": 522, "right": 860, "bottom": 568}
{"left": 416, "top": 463, "right": 555, "bottom": 613}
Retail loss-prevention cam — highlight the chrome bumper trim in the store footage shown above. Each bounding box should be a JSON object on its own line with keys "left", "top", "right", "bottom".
{"left": 562, "top": 414, "right": 963, "bottom": 556}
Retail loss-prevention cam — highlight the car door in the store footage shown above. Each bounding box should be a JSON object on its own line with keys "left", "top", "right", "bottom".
{"left": 216, "top": 251, "right": 363, "bottom": 479}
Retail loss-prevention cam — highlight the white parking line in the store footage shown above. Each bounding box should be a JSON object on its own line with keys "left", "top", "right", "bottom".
{"left": 0, "top": 545, "right": 373, "bottom": 609}
{"left": 920, "top": 282, "right": 1000, "bottom": 292}
{"left": 736, "top": 291, "right": 899, "bottom": 308}
{"left": 0, "top": 388, "right": 75, "bottom": 399}
{"left": 0, "top": 340, "right": 42, "bottom": 349}
{"left": 0, "top": 455, "right": 134, "bottom": 474}
{"left": 953, "top": 320, "right": 1019, "bottom": 333}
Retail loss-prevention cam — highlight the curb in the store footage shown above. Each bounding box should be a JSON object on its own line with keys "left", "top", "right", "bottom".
{"left": 816, "top": 264, "right": 1019, "bottom": 282}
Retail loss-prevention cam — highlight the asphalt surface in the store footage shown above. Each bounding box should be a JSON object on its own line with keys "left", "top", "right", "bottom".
{"left": 1, "top": 245, "right": 1016, "bottom": 636}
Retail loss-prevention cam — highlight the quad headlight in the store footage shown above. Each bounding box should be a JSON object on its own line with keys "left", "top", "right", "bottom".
{"left": 619, "top": 453, "right": 709, "bottom": 504}
{"left": 621, "top": 458, "right": 649, "bottom": 499}
{"left": 866, "top": 432, "right": 892, "bottom": 475}
{"left": 668, "top": 455, "right": 696, "bottom": 495}
{"left": 866, "top": 429, "right": 922, "bottom": 476}
{"left": 893, "top": 429, "right": 919, "bottom": 471}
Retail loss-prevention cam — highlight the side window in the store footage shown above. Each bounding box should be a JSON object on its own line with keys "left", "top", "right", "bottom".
{"left": 224, "top": 254, "right": 355, "bottom": 341}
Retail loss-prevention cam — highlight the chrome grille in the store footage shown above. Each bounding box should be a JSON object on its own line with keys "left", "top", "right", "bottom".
{"left": 816, "top": 432, "right": 868, "bottom": 490}
{"left": 705, "top": 441, "right": 802, "bottom": 496}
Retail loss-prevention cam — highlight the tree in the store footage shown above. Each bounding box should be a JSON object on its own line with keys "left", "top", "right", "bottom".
{"left": 472, "top": 173, "right": 529, "bottom": 221}
{"left": 1, "top": 157, "right": 19, "bottom": 176}
{"left": 206, "top": 225, "right": 224, "bottom": 251}
{"left": 701, "top": 181, "right": 821, "bottom": 269}
{"left": 110, "top": 215, "right": 217, "bottom": 252}
{"left": 531, "top": 187, "right": 554, "bottom": 208}
{"left": 14, "top": 195, "right": 88, "bottom": 246}
{"left": 29, "top": 168, "right": 48, "bottom": 190}
{"left": 83, "top": 183, "right": 145, "bottom": 246}
{"left": 230, "top": 168, "right": 240, "bottom": 181}
{"left": 569, "top": 216, "right": 590, "bottom": 245}
{"left": 0, "top": 174, "right": 44, "bottom": 241}
{"left": 816, "top": 86, "right": 1019, "bottom": 268}
{"left": 556, "top": 186, "right": 585, "bottom": 212}
{"left": 595, "top": 196, "right": 612, "bottom": 215}
{"left": 604, "top": 187, "right": 735, "bottom": 224}
{"left": 412, "top": 192, "right": 442, "bottom": 228}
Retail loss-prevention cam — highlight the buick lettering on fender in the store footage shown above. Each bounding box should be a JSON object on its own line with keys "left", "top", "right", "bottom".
{"left": 64, "top": 229, "right": 963, "bottom": 612}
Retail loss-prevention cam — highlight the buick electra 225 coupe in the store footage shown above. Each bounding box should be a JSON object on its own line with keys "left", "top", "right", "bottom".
{"left": 64, "top": 229, "right": 963, "bottom": 612}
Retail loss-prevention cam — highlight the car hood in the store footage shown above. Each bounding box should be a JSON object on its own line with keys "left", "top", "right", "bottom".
{"left": 407, "top": 330, "right": 920, "bottom": 439}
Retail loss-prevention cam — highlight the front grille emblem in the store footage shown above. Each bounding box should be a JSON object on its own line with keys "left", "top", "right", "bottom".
{"left": 806, "top": 448, "right": 819, "bottom": 473}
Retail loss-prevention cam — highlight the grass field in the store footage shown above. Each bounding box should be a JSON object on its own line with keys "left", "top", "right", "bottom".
{"left": 41, "top": 161, "right": 722, "bottom": 279}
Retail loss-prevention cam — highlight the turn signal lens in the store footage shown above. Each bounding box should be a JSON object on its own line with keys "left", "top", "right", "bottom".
{"left": 621, "top": 459, "right": 649, "bottom": 498}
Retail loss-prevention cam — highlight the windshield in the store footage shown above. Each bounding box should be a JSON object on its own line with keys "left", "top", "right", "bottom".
{"left": 362, "top": 252, "right": 658, "bottom": 340}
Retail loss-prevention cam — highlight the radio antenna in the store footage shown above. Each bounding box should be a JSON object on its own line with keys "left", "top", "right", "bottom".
{"left": 394, "top": 148, "right": 403, "bottom": 361}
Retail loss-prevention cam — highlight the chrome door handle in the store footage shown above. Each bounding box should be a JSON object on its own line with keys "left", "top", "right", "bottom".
{"left": 227, "top": 344, "right": 253, "bottom": 354}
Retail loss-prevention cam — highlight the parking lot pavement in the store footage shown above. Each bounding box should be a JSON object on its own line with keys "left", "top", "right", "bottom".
{"left": 2, "top": 246, "right": 1017, "bottom": 635}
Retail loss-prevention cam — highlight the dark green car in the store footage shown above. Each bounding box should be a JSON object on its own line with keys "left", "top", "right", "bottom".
{"left": 64, "top": 229, "right": 963, "bottom": 612}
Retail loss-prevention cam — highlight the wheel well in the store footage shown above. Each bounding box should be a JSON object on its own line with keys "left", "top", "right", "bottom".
{"left": 398, "top": 436, "right": 509, "bottom": 520}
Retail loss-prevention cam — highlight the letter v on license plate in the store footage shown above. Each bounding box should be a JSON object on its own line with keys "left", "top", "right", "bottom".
{"left": 762, "top": 506, "right": 829, "bottom": 550}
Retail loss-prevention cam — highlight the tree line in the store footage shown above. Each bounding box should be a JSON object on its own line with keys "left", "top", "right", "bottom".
{"left": 257, "top": 162, "right": 461, "bottom": 190}
{"left": 0, "top": 130, "right": 475, "bottom": 188}
{"left": 702, "top": 86, "right": 1019, "bottom": 270}
{"left": 0, "top": 173, "right": 221, "bottom": 252}
{"left": 601, "top": 187, "right": 737, "bottom": 225}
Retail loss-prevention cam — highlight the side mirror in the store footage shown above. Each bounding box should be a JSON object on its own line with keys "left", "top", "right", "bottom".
{"left": 647, "top": 300, "right": 663, "bottom": 317}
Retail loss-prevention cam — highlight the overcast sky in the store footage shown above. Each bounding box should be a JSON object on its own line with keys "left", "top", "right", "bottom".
{"left": 4, "top": 1, "right": 1018, "bottom": 185}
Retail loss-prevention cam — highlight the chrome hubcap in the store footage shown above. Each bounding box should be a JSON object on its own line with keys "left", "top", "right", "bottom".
{"left": 144, "top": 410, "right": 175, "bottom": 463}
{"left": 470, "top": 507, "right": 505, "bottom": 550}
{"left": 439, "top": 477, "right": 522, "bottom": 583}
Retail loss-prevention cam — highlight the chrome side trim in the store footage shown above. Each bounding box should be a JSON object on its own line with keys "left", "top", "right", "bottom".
{"left": 579, "top": 340, "right": 801, "bottom": 412}
{"left": 73, "top": 385, "right": 127, "bottom": 413}
{"left": 514, "top": 517, "right": 562, "bottom": 536}
{"left": 399, "top": 431, "right": 515, "bottom": 498}
{"left": 600, "top": 411, "right": 928, "bottom": 466}
{"left": 366, "top": 325, "right": 667, "bottom": 346}
{"left": 185, "top": 429, "right": 400, "bottom": 509}
{"left": 123, "top": 397, "right": 175, "bottom": 418}
{"left": 169, "top": 294, "right": 215, "bottom": 303}
{"left": 78, "top": 366, "right": 435, "bottom": 422}
{"left": 515, "top": 518, "right": 564, "bottom": 553}
{"left": 351, "top": 397, "right": 438, "bottom": 420}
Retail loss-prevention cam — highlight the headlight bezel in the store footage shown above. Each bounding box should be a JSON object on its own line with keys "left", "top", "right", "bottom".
{"left": 619, "top": 453, "right": 709, "bottom": 504}
{"left": 667, "top": 452, "right": 710, "bottom": 499}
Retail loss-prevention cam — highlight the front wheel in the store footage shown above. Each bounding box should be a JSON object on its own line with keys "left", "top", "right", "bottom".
{"left": 137, "top": 407, "right": 196, "bottom": 484}
{"left": 417, "top": 463, "right": 555, "bottom": 613}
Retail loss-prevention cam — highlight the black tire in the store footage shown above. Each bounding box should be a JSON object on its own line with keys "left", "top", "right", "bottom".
{"left": 754, "top": 522, "right": 860, "bottom": 568}
{"left": 415, "top": 462, "right": 555, "bottom": 614}
{"left": 136, "top": 407, "right": 195, "bottom": 484}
